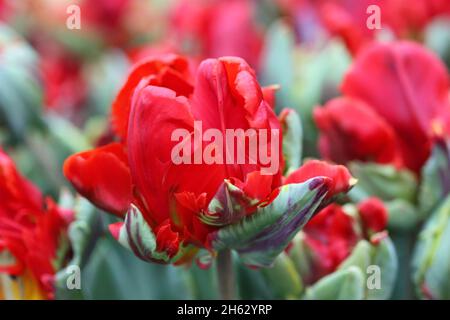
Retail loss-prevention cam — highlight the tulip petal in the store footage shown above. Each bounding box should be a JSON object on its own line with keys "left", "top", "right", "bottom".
{"left": 285, "top": 160, "right": 355, "bottom": 199}
{"left": 112, "top": 54, "right": 193, "bottom": 139}
{"left": 63, "top": 143, "right": 132, "bottom": 216}
{"left": 209, "top": 177, "right": 330, "bottom": 267}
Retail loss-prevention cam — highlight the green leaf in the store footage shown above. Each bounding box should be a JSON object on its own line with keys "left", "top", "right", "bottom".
{"left": 210, "top": 177, "right": 329, "bottom": 267}
{"left": 287, "top": 233, "right": 315, "bottom": 284}
{"left": 185, "top": 262, "right": 219, "bottom": 300}
{"left": 368, "top": 237, "right": 397, "bottom": 300}
{"left": 348, "top": 162, "right": 418, "bottom": 202}
{"left": 0, "top": 23, "right": 43, "bottom": 140}
{"left": 45, "top": 113, "right": 92, "bottom": 153}
{"left": 418, "top": 138, "right": 450, "bottom": 217}
{"left": 338, "top": 241, "right": 372, "bottom": 272}
{"left": 337, "top": 238, "right": 398, "bottom": 300}
{"left": 290, "top": 40, "right": 350, "bottom": 157}
{"left": 81, "top": 236, "right": 191, "bottom": 299}
{"left": 280, "top": 109, "right": 302, "bottom": 175}
{"left": 348, "top": 162, "right": 419, "bottom": 230}
{"left": 260, "top": 252, "right": 303, "bottom": 299}
{"left": 303, "top": 267, "right": 365, "bottom": 300}
{"left": 55, "top": 196, "right": 101, "bottom": 299}
{"left": 412, "top": 195, "right": 450, "bottom": 299}
{"left": 386, "top": 199, "right": 420, "bottom": 231}
{"left": 260, "top": 20, "right": 295, "bottom": 111}
{"left": 86, "top": 51, "right": 130, "bottom": 115}
{"left": 236, "top": 261, "right": 275, "bottom": 299}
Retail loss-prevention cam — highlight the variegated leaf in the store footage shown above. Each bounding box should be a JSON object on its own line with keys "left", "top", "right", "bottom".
{"left": 116, "top": 205, "right": 187, "bottom": 264}
{"left": 209, "top": 177, "right": 329, "bottom": 267}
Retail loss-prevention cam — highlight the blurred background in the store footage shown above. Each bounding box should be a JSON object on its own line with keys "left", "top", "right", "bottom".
{"left": 0, "top": 0, "right": 449, "bottom": 299}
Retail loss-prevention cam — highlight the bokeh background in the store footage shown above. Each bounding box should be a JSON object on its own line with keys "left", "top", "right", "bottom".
{"left": 1, "top": 0, "right": 450, "bottom": 299}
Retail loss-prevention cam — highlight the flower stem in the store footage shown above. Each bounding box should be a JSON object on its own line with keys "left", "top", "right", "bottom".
{"left": 216, "top": 249, "right": 235, "bottom": 300}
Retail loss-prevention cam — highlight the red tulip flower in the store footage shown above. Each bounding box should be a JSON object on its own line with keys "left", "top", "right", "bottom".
{"left": 0, "top": 149, "right": 72, "bottom": 299}
{"left": 64, "top": 53, "right": 354, "bottom": 267}
{"left": 314, "top": 41, "right": 450, "bottom": 173}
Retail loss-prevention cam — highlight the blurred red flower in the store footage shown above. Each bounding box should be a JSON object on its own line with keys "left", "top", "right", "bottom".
{"left": 0, "top": 149, "right": 72, "bottom": 299}
{"left": 64, "top": 53, "right": 354, "bottom": 265}
{"left": 314, "top": 41, "right": 450, "bottom": 173}
{"left": 170, "top": 0, "right": 263, "bottom": 69}
{"left": 40, "top": 49, "right": 87, "bottom": 119}
{"left": 301, "top": 197, "right": 388, "bottom": 284}
{"left": 81, "top": 0, "right": 132, "bottom": 46}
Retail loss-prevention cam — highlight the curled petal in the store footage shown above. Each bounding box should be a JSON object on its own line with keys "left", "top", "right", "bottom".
{"left": 284, "top": 160, "right": 355, "bottom": 199}
{"left": 112, "top": 54, "right": 193, "bottom": 139}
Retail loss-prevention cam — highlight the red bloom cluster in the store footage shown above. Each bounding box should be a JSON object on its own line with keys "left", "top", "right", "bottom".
{"left": 314, "top": 41, "right": 450, "bottom": 173}
{"left": 0, "top": 149, "right": 72, "bottom": 299}
{"left": 64, "top": 53, "right": 353, "bottom": 264}
{"left": 301, "top": 198, "right": 388, "bottom": 284}
{"left": 278, "top": 0, "right": 450, "bottom": 54}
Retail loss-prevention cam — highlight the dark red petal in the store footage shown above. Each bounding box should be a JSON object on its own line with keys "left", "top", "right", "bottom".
{"left": 63, "top": 143, "right": 132, "bottom": 216}
{"left": 314, "top": 97, "right": 403, "bottom": 167}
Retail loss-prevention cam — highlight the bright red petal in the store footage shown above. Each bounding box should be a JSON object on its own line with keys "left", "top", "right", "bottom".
{"left": 63, "top": 143, "right": 132, "bottom": 216}
{"left": 112, "top": 54, "right": 193, "bottom": 140}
